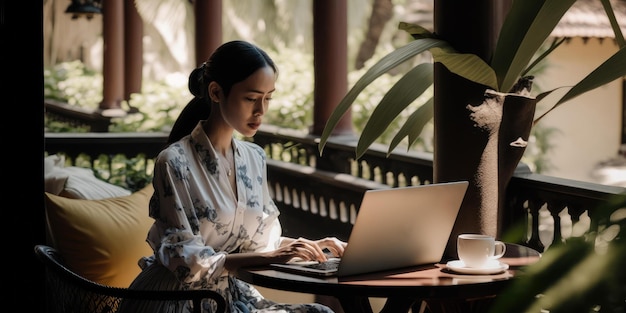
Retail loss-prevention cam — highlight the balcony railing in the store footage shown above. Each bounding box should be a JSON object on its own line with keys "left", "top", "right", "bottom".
{"left": 253, "top": 125, "right": 626, "bottom": 252}
{"left": 45, "top": 99, "right": 113, "bottom": 132}
{"left": 45, "top": 124, "right": 626, "bottom": 253}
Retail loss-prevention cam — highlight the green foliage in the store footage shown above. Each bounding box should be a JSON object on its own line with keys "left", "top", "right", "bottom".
{"left": 349, "top": 50, "right": 435, "bottom": 153}
{"left": 265, "top": 46, "right": 315, "bottom": 130}
{"left": 44, "top": 61, "right": 102, "bottom": 133}
{"left": 110, "top": 74, "right": 192, "bottom": 133}
{"left": 43, "top": 48, "right": 434, "bottom": 152}
{"left": 44, "top": 117, "right": 90, "bottom": 133}
{"left": 43, "top": 61, "right": 192, "bottom": 133}
{"left": 44, "top": 60, "right": 102, "bottom": 109}
{"left": 491, "top": 195, "right": 626, "bottom": 313}
{"left": 92, "top": 154, "right": 154, "bottom": 192}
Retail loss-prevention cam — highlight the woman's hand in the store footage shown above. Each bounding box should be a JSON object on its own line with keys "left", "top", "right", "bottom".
{"left": 224, "top": 237, "right": 347, "bottom": 270}
{"left": 274, "top": 237, "right": 347, "bottom": 263}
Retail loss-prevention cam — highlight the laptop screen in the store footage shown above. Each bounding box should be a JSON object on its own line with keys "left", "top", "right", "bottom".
{"left": 271, "top": 181, "right": 469, "bottom": 277}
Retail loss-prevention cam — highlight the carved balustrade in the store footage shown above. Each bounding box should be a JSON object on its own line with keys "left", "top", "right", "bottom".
{"left": 44, "top": 124, "right": 626, "bottom": 252}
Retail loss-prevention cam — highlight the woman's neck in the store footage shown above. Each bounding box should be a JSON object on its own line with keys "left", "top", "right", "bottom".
{"left": 203, "top": 117, "right": 234, "bottom": 156}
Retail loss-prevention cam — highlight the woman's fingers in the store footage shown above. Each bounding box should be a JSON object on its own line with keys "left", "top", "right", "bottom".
{"left": 291, "top": 238, "right": 328, "bottom": 262}
{"left": 280, "top": 237, "right": 348, "bottom": 262}
{"left": 316, "top": 237, "right": 347, "bottom": 257}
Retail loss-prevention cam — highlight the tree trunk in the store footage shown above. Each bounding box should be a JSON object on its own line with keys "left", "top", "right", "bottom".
{"left": 434, "top": 65, "right": 493, "bottom": 257}
{"left": 434, "top": 64, "right": 536, "bottom": 258}
{"left": 354, "top": 0, "right": 394, "bottom": 70}
{"left": 433, "top": 0, "right": 531, "bottom": 258}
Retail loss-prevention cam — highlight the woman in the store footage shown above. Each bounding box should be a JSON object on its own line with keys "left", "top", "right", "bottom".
{"left": 120, "top": 41, "right": 346, "bottom": 313}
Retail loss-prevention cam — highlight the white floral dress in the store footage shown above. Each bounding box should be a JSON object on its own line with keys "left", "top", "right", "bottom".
{"left": 119, "top": 121, "right": 333, "bottom": 313}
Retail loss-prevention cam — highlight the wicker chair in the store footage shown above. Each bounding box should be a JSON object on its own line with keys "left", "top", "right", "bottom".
{"left": 34, "top": 244, "right": 227, "bottom": 313}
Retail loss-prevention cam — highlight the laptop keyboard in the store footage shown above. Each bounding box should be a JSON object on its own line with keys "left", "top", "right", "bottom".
{"left": 304, "top": 258, "right": 340, "bottom": 271}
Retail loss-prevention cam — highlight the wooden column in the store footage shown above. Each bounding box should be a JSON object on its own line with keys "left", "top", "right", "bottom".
{"left": 311, "top": 0, "right": 352, "bottom": 136}
{"left": 311, "top": 3, "right": 351, "bottom": 311}
{"left": 124, "top": 0, "right": 143, "bottom": 102}
{"left": 100, "top": 0, "right": 125, "bottom": 114}
{"left": 194, "top": 0, "right": 222, "bottom": 66}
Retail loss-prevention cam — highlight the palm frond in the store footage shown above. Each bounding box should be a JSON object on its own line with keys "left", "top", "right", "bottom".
{"left": 319, "top": 38, "right": 447, "bottom": 154}
{"left": 493, "top": 0, "right": 576, "bottom": 92}
{"left": 356, "top": 64, "right": 433, "bottom": 158}
{"left": 388, "top": 97, "right": 434, "bottom": 156}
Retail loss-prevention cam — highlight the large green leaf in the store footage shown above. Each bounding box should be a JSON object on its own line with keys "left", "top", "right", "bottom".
{"left": 527, "top": 249, "right": 621, "bottom": 313}
{"left": 488, "top": 240, "right": 592, "bottom": 313}
{"left": 432, "top": 50, "right": 498, "bottom": 90}
{"left": 398, "top": 22, "right": 435, "bottom": 39}
{"left": 319, "top": 38, "right": 447, "bottom": 154}
{"left": 355, "top": 64, "right": 433, "bottom": 159}
{"left": 398, "top": 22, "right": 491, "bottom": 89}
{"left": 601, "top": 0, "right": 626, "bottom": 47}
{"left": 494, "top": 0, "right": 576, "bottom": 92}
{"left": 387, "top": 97, "right": 434, "bottom": 156}
{"left": 491, "top": 0, "right": 544, "bottom": 89}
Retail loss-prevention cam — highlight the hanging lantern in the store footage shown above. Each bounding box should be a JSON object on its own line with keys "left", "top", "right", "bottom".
{"left": 65, "top": 0, "right": 102, "bottom": 20}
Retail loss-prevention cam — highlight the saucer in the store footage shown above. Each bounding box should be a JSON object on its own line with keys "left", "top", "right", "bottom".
{"left": 445, "top": 260, "right": 509, "bottom": 275}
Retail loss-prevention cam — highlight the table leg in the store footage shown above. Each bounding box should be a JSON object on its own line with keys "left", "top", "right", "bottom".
{"left": 379, "top": 297, "right": 417, "bottom": 313}
{"left": 315, "top": 295, "right": 344, "bottom": 312}
{"left": 424, "top": 297, "right": 495, "bottom": 313}
{"left": 336, "top": 296, "right": 374, "bottom": 313}
{"left": 335, "top": 296, "right": 418, "bottom": 313}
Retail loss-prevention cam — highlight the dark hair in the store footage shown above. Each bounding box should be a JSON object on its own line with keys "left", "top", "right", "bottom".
{"left": 190, "top": 40, "right": 277, "bottom": 99}
{"left": 167, "top": 97, "right": 210, "bottom": 144}
{"left": 167, "top": 41, "right": 278, "bottom": 144}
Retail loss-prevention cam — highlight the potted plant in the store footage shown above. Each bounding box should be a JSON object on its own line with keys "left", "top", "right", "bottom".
{"left": 320, "top": 0, "right": 624, "bottom": 241}
{"left": 319, "top": 1, "right": 625, "bottom": 311}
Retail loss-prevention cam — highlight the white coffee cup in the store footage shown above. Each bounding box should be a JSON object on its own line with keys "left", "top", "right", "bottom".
{"left": 457, "top": 234, "right": 506, "bottom": 268}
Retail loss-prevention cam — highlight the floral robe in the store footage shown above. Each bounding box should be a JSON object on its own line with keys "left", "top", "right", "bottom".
{"left": 119, "top": 121, "right": 333, "bottom": 313}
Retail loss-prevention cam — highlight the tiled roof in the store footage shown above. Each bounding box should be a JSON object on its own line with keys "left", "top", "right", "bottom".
{"left": 402, "top": 0, "right": 626, "bottom": 39}
{"left": 552, "top": 0, "right": 626, "bottom": 38}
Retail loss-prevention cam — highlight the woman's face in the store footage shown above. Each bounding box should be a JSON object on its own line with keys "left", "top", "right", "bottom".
{"left": 219, "top": 66, "right": 276, "bottom": 137}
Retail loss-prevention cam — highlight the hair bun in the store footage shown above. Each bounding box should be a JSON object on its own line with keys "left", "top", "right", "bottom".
{"left": 188, "top": 66, "right": 207, "bottom": 98}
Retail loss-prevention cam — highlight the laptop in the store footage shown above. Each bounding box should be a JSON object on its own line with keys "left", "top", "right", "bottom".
{"left": 270, "top": 181, "right": 469, "bottom": 277}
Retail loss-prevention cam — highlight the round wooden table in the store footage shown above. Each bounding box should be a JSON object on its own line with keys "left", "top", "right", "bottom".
{"left": 236, "top": 243, "right": 541, "bottom": 313}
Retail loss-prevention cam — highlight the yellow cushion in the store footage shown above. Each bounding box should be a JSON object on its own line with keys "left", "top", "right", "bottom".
{"left": 44, "top": 185, "right": 154, "bottom": 288}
